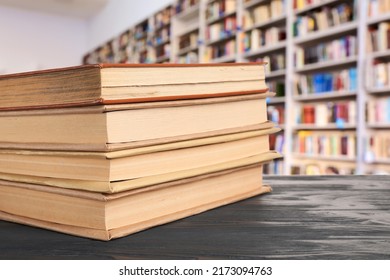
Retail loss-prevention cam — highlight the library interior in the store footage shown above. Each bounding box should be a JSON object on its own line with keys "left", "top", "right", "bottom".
{"left": 1, "top": 0, "right": 390, "bottom": 176}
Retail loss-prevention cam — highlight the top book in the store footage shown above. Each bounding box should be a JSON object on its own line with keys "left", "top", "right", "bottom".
{"left": 0, "top": 63, "right": 267, "bottom": 111}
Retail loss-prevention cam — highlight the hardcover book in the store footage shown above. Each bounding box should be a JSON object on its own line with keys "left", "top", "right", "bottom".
{"left": 0, "top": 63, "right": 267, "bottom": 111}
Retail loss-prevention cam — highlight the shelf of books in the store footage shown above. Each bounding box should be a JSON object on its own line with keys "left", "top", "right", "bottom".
{"left": 365, "top": 0, "right": 390, "bottom": 174}
{"left": 203, "top": 0, "right": 238, "bottom": 62}
{"left": 290, "top": 0, "right": 359, "bottom": 175}
{"left": 151, "top": 5, "right": 173, "bottom": 63}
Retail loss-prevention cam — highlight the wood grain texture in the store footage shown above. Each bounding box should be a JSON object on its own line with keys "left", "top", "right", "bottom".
{"left": 0, "top": 176, "right": 389, "bottom": 260}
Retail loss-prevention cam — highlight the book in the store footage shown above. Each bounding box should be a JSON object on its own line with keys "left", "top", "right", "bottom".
{"left": 296, "top": 101, "right": 356, "bottom": 126}
{"left": 0, "top": 163, "right": 273, "bottom": 241}
{"left": 0, "top": 93, "right": 270, "bottom": 151}
{"left": 0, "top": 126, "right": 280, "bottom": 193}
{"left": 0, "top": 63, "right": 267, "bottom": 111}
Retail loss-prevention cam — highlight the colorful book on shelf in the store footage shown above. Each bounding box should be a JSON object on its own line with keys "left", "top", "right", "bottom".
{"left": 295, "top": 68, "right": 357, "bottom": 95}
{"left": 0, "top": 63, "right": 267, "bottom": 111}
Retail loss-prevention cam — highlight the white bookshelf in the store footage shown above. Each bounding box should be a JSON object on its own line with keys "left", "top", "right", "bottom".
{"left": 83, "top": 0, "right": 389, "bottom": 175}
{"left": 364, "top": 0, "right": 390, "bottom": 175}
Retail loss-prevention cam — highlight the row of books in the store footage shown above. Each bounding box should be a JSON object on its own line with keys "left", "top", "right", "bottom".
{"left": 293, "top": 0, "right": 336, "bottom": 11}
{"left": 263, "top": 159, "right": 284, "bottom": 175}
{"left": 247, "top": 54, "right": 285, "bottom": 73}
{"left": 270, "top": 132, "right": 285, "bottom": 154}
{"left": 367, "top": 97, "right": 390, "bottom": 124}
{"left": 153, "top": 27, "right": 170, "bottom": 46}
{"left": 0, "top": 63, "right": 280, "bottom": 240}
{"left": 206, "top": 0, "right": 236, "bottom": 22}
{"left": 371, "top": 60, "right": 390, "bottom": 89}
{"left": 131, "top": 48, "right": 156, "bottom": 64}
{"left": 293, "top": 2, "right": 355, "bottom": 37}
{"left": 294, "top": 131, "right": 356, "bottom": 159}
{"left": 296, "top": 101, "right": 356, "bottom": 126}
{"left": 154, "top": 5, "right": 173, "bottom": 29}
{"left": 368, "top": 0, "right": 390, "bottom": 17}
{"left": 243, "top": 0, "right": 285, "bottom": 29}
{"left": 367, "top": 22, "right": 390, "bottom": 53}
{"left": 155, "top": 44, "right": 171, "bottom": 60}
{"left": 115, "top": 31, "right": 133, "bottom": 63}
{"left": 204, "top": 39, "right": 236, "bottom": 61}
{"left": 174, "top": 0, "right": 199, "bottom": 15}
{"left": 206, "top": 16, "right": 236, "bottom": 42}
{"left": 267, "top": 53, "right": 285, "bottom": 72}
{"left": 179, "top": 30, "right": 199, "bottom": 50}
{"left": 243, "top": 27, "right": 286, "bottom": 52}
{"left": 366, "top": 132, "right": 390, "bottom": 162}
{"left": 134, "top": 38, "right": 149, "bottom": 53}
{"left": 295, "top": 35, "right": 357, "bottom": 68}
{"left": 134, "top": 20, "right": 150, "bottom": 39}
{"left": 89, "top": 30, "right": 143, "bottom": 64}
{"left": 84, "top": 23, "right": 168, "bottom": 64}
{"left": 295, "top": 68, "right": 357, "bottom": 95}
{"left": 267, "top": 105, "right": 285, "bottom": 124}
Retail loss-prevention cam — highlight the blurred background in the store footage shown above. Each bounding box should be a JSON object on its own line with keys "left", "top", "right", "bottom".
{"left": 1, "top": 0, "right": 389, "bottom": 176}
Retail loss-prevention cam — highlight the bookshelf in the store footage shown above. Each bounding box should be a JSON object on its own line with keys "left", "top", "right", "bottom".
{"left": 82, "top": 0, "right": 389, "bottom": 175}
{"left": 151, "top": 5, "right": 173, "bottom": 63}
{"left": 365, "top": 0, "right": 390, "bottom": 174}
{"left": 290, "top": 0, "right": 360, "bottom": 175}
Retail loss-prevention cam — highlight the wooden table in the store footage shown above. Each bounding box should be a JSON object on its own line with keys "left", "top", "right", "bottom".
{"left": 0, "top": 176, "right": 389, "bottom": 259}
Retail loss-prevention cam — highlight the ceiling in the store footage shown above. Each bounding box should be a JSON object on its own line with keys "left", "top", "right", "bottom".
{"left": 0, "top": 0, "right": 109, "bottom": 19}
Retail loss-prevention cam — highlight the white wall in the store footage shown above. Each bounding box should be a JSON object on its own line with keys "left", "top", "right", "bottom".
{"left": 0, "top": 5, "right": 87, "bottom": 74}
{"left": 0, "top": 1, "right": 174, "bottom": 74}
{"left": 86, "top": 0, "right": 172, "bottom": 52}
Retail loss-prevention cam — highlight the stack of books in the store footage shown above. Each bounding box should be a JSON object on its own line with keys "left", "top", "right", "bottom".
{"left": 0, "top": 63, "right": 281, "bottom": 241}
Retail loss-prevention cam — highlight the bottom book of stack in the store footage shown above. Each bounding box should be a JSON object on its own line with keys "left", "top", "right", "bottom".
{"left": 0, "top": 151, "right": 279, "bottom": 241}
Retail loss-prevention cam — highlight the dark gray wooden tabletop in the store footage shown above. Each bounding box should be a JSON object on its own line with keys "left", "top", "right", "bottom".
{"left": 0, "top": 176, "right": 389, "bottom": 260}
